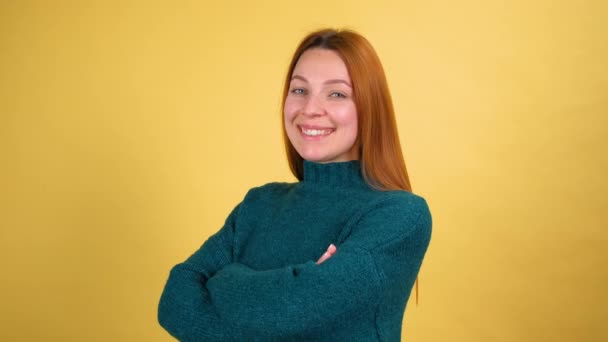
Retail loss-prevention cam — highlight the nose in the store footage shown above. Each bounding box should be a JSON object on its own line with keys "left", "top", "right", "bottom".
{"left": 302, "top": 93, "right": 325, "bottom": 117}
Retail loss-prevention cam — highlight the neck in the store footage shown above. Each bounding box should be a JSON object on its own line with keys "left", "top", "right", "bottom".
{"left": 302, "top": 160, "right": 367, "bottom": 188}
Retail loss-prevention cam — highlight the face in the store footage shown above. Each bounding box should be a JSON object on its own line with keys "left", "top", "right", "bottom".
{"left": 284, "top": 48, "right": 359, "bottom": 163}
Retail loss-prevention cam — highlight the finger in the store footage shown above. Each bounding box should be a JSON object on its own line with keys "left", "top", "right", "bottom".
{"left": 327, "top": 244, "right": 337, "bottom": 255}
{"left": 316, "top": 251, "right": 331, "bottom": 264}
{"left": 316, "top": 244, "right": 337, "bottom": 264}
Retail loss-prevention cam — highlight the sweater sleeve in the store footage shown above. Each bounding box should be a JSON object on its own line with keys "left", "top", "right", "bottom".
{"left": 205, "top": 195, "right": 432, "bottom": 338}
{"left": 158, "top": 203, "right": 245, "bottom": 341}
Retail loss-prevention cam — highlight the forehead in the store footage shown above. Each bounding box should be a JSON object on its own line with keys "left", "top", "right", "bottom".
{"left": 292, "top": 48, "right": 351, "bottom": 81}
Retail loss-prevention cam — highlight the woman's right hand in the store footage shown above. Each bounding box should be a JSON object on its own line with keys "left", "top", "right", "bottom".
{"left": 315, "top": 244, "right": 337, "bottom": 264}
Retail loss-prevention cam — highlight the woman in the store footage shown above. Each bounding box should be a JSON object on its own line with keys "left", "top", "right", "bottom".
{"left": 158, "top": 28, "right": 432, "bottom": 341}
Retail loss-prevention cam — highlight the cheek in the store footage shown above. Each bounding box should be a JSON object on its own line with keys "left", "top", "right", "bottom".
{"left": 283, "top": 99, "right": 298, "bottom": 122}
{"left": 283, "top": 103, "right": 298, "bottom": 142}
{"left": 332, "top": 104, "right": 358, "bottom": 128}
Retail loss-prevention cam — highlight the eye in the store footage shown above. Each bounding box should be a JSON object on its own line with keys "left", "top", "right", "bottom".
{"left": 290, "top": 88, "right": 305, "bottom": 95}
{"left": 329, "top": 92, "right": 347, "bottom": 98}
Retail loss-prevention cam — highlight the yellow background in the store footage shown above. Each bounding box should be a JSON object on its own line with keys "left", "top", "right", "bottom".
{"left": 1, "top": 1, "right": 606, "bottom": 341}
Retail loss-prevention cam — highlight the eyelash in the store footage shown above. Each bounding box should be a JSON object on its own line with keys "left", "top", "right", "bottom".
{"left": 290, "top": 88, "right": 347, "bottom": 98}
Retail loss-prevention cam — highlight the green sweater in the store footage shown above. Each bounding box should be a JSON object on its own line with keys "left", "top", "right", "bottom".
{"left": 158, "top": 160, "right": 432, "bottom": 341}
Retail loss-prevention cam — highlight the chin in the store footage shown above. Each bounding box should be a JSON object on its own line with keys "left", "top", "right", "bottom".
{"left": 301, "top": 155, "right": 328, "bottom": 163}
{"left": 297, "top": 150, "right": 330, "bottom": 163}
{"left": 301, "top": 154, "right": 347, "bottom": 164}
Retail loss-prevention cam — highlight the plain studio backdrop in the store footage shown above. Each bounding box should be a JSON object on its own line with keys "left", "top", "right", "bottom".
{"left": 1, "top": 1, "right": 606, "bottom": 341}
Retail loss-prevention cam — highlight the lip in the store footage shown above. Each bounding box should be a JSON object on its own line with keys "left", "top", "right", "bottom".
{"left": 298, "top": 124, "right": 335, "bottom": 130}
{"left": 297, "top": 124, "right": 335, "bottom": 140}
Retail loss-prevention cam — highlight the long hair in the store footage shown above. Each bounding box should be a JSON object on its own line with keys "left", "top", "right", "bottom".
{"left": 281, "top": 28, "right": 412, "bottom": 192}
{"left": 282, "top": 29, "right": 422, "bottom": 304}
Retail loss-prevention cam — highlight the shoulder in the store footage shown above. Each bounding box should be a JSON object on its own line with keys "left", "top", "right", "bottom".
{"left": 237, "top": 182, "right": 300, "bottom": 213}
{"left": 345, "top": 190, "right": 432, "bottom": 249}
{"left": 229, "top": 182, "right": 299, "bottom": 224}
{"left": 242, "top": 181, "right": 298, "bottom": 201}
{"left": 363, "top": 190, "right": 430, "bottom": 222}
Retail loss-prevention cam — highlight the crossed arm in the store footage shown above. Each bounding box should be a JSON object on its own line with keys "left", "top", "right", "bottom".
{"left": 158, "top": 196, "right": 431, "bottom": 341}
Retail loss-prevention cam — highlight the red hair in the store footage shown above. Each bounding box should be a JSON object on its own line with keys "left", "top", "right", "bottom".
{"left": 281, "top": 28, "right": 421, "bottom": 304}
{"left": 281, "top": 28, "right": 412, "bottom": 192}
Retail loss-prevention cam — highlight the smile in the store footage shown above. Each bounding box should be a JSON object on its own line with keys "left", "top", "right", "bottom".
{"left": 300, "top": 126, "right": 334, "bottom": 137}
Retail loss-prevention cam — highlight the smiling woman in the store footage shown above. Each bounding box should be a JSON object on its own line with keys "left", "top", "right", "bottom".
{"left": 284, "top": 48, "right": 359, "bottom": 163}
{"left": 158, "top": 28, "right": 432, "bottom": 341}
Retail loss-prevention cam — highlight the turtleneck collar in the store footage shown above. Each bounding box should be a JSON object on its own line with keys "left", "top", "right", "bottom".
{"left": 302, "top": 160, "right": 368, "bottom": 188}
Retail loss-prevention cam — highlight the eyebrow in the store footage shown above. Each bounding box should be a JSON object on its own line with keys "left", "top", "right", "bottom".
{"left": 291, "top": 75, "right": 352, "bottom": 88}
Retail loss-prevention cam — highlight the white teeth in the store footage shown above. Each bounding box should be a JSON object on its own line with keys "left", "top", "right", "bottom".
{"left": 301, "top": 128, "right": 332, "bottom": 136}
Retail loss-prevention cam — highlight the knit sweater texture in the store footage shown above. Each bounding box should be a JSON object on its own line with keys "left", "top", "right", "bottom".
{"left": 158, "top": 160, "right": 432, "bottom": 341}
